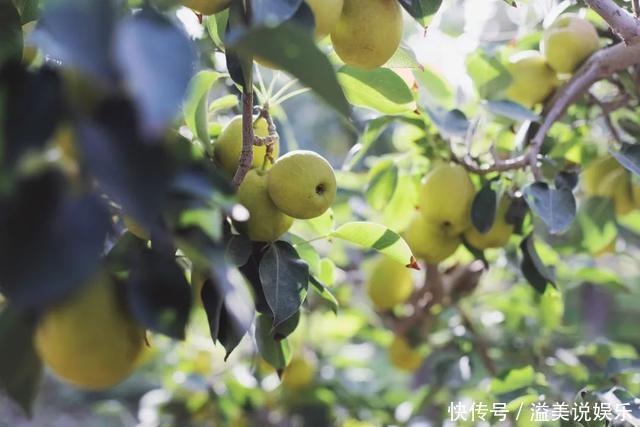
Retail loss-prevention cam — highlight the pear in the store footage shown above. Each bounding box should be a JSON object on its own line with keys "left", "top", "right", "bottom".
{"left": 366, "top": 256, "right": 414, "bottom": 311}
{"left": 463, "top": 196, "right": 514, "bottom": 250}
{"left": 505, "top": 51, "right": 559, "bottom": 107}
{"left": 403, "top": 214, "right": 461, "bottom": 264}
{"left": 418, "top": 164, "right": 475, "bottom": 235}
{"left": 35, "top": 273, "right": 145, "bottom": 390}
{"left": 597, "top": 169, "right": 635, "bottom": 216}
{"left": 267, "top": 150, "right": 337, "bottom": 219}
{"left": 214, "top": 116, "right": 277, "bottom": 177}
{"left": 541, "top": 14, "right": 599, "bottom": 74}
{"left": 236, "top": 169, "right": 293, "bottom": 242}
{"left": 330, "top": 0, "right": 403, "bottom": 70}
{"left": 582, "top": 155, "right": 620, "bottom": 195}
{"left": 307, "top": 0, "right": 344, "bottom": 38}
{"left": 182, "top": 0, "right": 230, "bottom": 15}
{"left": 388, "top": 336, "right": 422, "bottom": 372}
{"left": 281, "top": 355, "right": 317, "bottom": 389}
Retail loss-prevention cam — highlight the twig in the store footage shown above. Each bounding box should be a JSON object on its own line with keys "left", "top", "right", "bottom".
{"left": 584, "top": 0, "right": 640, "bottom": 42}
{"left": 394, "top": 264, "right": 442, "bottom": 336}
{"left": 589, "top": 92, "right": 625, "bottom": 143}
{"left": 458, "top": 306, "right": 497, "bottom": 376}
{"left": 232, "top": 83, "right": 255, "bottom": 189}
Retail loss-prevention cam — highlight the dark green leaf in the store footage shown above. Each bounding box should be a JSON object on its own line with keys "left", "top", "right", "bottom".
{"left": 554, "top": 171, "right": 578, "bottom": 190}
{"left": 397, "top": 0, "right": 443, "bottom": 25}
{"left": 523, "top": 182, "right": 576, "bottom": 234}
{"left": 0, "top": 1, "right": 22, "bottom": 65}
{"left": 228, "top": 22, "right": 350, "bottom": 117}
{"left": 366, "top": 162, "right": 399, "bottom": 211}
{"left": 225, "top": 234, "right": 253, "bottom": 266}
{"left": 342, "top": 116, "right": 392, "bottom": 171}
{"left": 520, "top": 233, "right": 555, "bottom": 293}
{"left": 255, "top": 313, "right": 291, "bottom": 370}
{"left": 271, "top": 310, "right": 300, "bottom": 341}
{"left": 0, "top": 306, "right": 42, "bottom": 416}
{"left": 610, "top": 143, "right": 640, "bottom": 177}
{"left": 309, "top": 275, "right": 338, "bottom": 314}
{"left": 183, "top": 70, "right": 220, "bottom": 145}
{"left": 252, "top": 0, "right": 304, "bottom": 27}
{"left": 605, "top": 359, "right": 640, "bottom": 377}
{"left": 425, "top": 107, "right": 469, "bottom": 137}
{"left": 471, "top": 183, "right": 497, "bottom": 233}
{"left": 482, "top": 100, "right": 540, "bottom": 122}
{"left": 259, "top": 241, "right": 309, "bottom": 328}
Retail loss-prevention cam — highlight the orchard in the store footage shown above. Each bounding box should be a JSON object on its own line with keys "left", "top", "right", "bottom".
{"left": 3, "top": 0, "right": 640, "bottom": 425}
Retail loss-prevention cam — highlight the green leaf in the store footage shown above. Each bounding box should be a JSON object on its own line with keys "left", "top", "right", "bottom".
{"left": 228, "top": 23, "right": 350, "bottom": 117}
{"left": 610, "top": 143, "right": 640, "bottom": 177}
{"left": 337, "top": 66, "right": 416, "bottom": 115}
{"left": 605, "top": 359, "right": 640, "bottom": 377}
{"left": 366, "top": 161, "right": 399, "bottom": 211}
{"left": 577, "top": 197, "right": 617, "bottom": 255}
{"left": 331, "top": 222, "right": 417, "bottom": 268}
{"left": 0, "top": 306, "right": 42, "bottom": 416}
{"left": 383, "top": 42, "right": 421, "bottom": 69}
{"left": 523, "top": 182, "right": 576, "bottom": 234}
{"left": 309, "top": 275, "right": 339, "bottom": 314}
{"left": 342, "top": 116, "right": 392, "bottom": 171}
{"left": 255, "top": 313, "right": 292, "bottom": 370}
{"left": 415, "top": 65, "right": 454, "bottom": 108}
{"left": 466, "top": 50, "right": 512, "bottom": 99}
{"left": 183, "top": 70, "right": 220, "bottom": 144}
{"left": 520, "top": 233, "right": 555, "bottom": 294}
{"left": 208, "top": 94, "right": 239, "bottom": 112}
{"left": 259, "top": 241, "right": 309, "bottom": 328}
{"left": 539, "top": 287, "right": 563, "bottom": 330}
{"left": 482, "top": 100, "right": 540, "bottom": 122}
{"left": 425, "top": 107, "right": 469, "bottom": 137}
{"left": 398, "top": 0, "right": 443, "bottom": 26}
{"left": 0, "top": 1, "right": 22, "bottom": 65}
{"left": 491, "top": 365, "right": 535, "bottom": 395}
{"left": 471, "top": 183, "right": 497, "bottom": 233}
{"left": 205, "top": 9, "right": 228, "bottom": 50}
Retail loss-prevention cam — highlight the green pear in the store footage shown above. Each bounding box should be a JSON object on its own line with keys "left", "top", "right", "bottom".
{"left": 35, "top": 273, "right": 145, "bottom": 390}
{"left": 267, "top": 150, "right": 337, "bottom": 219}
{"left": 182, "top": 0, "right": 230, "bottom": 15}
{"left": 597, "top": 168, "right": 635, "bottom": 216}
{"left": 403, "top": 214, "right": 460, "bottom": 264}
{"left": 213, "top": 116, "right": 277, "bottom": 177}
{"left": 418, "top": 164, "right": 475, "bottom": 235}
{"left": 366, "top": 256, "right": 414, "bottom": 310}
{"left": 330, "top": 0, "right": 403, "bottom": 70}
{"left": 542, "top": 14, "right": 599, "bottom": 74}
{"left": 582, "top": 155, "right": 620, "bottom": 195}
{"left": 463, "top": 196, "right": 514, "bottom": 249}
{"left": 505, "top": 51, "right": 559, "bottom": 107}
{"left": 236, "top": 169, "right": 293, "bottom": 242}
{"left": 306, "top": 0, "right": 344, "bottom": 38}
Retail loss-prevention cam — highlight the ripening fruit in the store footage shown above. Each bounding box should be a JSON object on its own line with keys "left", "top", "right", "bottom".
{"left": 505, "top": 51, "right": 559, "bottom": 107}
{"left": 330, "top": 0, "right": 403, "bottom": 70}
{"left": 281, "top": 355, "right": 316, "bottom": 389}
{"left": 388, "top": 336, "right": 422, "bottom": 372}
{"left": 582, "top": 155, "right": 620, "bottom": 195}
{"left": 366, "top": 256, "right": 413, "bottom": 310}
{"left": 123, "top": 215, "right": 150, "bottom": 240}
{"left": 182, "top": 0, "right": 230, "bottom": 15}
{"left": 306, "top": 0, "right": 344, "bottom": 38}
{"left": 35, "top": 273, "right": 145, "bottom": 390}
{"left": 403, "top": 214, "right": 460, "bottom": 264}
{"left": 463, "top": 196, "right": 514, "bottom": 250}
{"left": 541, "top": 14, "right": 599, "bottom": 74}
{"left": 236, "top": 169, "right": 293, "bottom": 241}
{"left": 597, "top": 169, "right": 635, "bottom": 216}
{"left": 418, "top": 164, "right": 475, "bottom": 236}
{"left": 214, "top": 116, "right": 277, "bottom": 177}
{"left": 267, "top": 150, "right": 337, "bottom": 219}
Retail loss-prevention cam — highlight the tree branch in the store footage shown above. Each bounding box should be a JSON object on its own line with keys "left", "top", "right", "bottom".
{"left": 232, "top": 87, "right": 255, "bottom": 189}
{"left": 584, "top": 0, "right": 640, "bottom": 42}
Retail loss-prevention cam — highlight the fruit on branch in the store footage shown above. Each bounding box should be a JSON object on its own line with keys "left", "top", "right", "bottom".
{"left": 214, "top": 116, "right": 276, "bottom": 177}
{"left": 463, "top": 196, "right": 514, "bottom": 250}
{"left": 366, "top": 256, "right": 414, "bottom": 310}
{"left": 330, "top": 0, "right": 403, "bottom": 70}
{"left": 597, "top": 168, "right": 635, "bottom": 216}
{"left": 306, "top": 0, "right": 344, "bottom": 38}
{"left": 281, "top": 354, "right": 317, "bottom": 389}
{"left": 388, "top": 336, "right": 422, "bottom": 372}
{"left": 505, "top": 51, "right": 559, "bottom": 107}
{"left": 541, "top": 14, "right": 600, "bottom": 74}
{"left": 123, "top": 215, "right": 150, "bottom": 240}
{"left": 182, "top": 0, "right": 230, "bottom": 15}
{"left": 582, "top": 155, "right": 620, "bottom": 195}
{"left": 418, "top": 164, "right": 475, "bottom": 236}
{"left": 236, "top": 169, "right": 293, "bottom": 242}
{"left": 35, "top": 273, "right": 145, "bottom": 390}
{"left": 403, "top": 214, "right": 461, "bottom": 264}
{"left": 267, "top": 150, "right": 337, "bottom": 219}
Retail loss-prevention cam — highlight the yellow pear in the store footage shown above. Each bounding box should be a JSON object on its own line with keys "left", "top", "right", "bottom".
{"left": 35, "top": 273, "right": 145, "bottom": 390}
{"left": 541, "top": 14, "right": 599, "bottom": 74}
{"left": 330, "top": 0, "right": 403, "bottom": 70}
{"left": 403, "top": 214, "right": 460, "bottom": 264}
{"left": 418, "top": 164, "right": 475, "bottom": 235}
{"left": 182, "top": 0, "right": 230, "bottom": 15}
{"left": 213, "top": 116, "right": 277, "bottom": 177}
{"left": 597, "top": 169, "right": 635, "bottom": 216}
{"left": 366, "top": 256, "right": 414, "bottom": 311}
{"left": 388, "top": 336, "right": 422, "bottom": 372}
{"left": 267, "top": 150, "right": 337, "bottom": 219}
{"left": 463, "top": 196, "right": 514, "bottom": 250}
{"left": 281, "top": 355, "right": 317, "bottom": 389}
{"left": 505, "top": 51, "right": 559, "bottom": 107}
{"left": 123, "top": 215, "right": 150, "bottom": 240}
{"left": 582, "top": 155, "right": 620, "bottom": 195}
{"left": 307, "top": 0, "right": 344, "bottom": 38}
{"left": 236, "top": 169, "right": 293, "bottom": 242}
